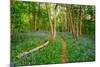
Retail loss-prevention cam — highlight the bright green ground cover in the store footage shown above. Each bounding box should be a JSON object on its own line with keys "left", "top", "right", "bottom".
{"left": 11, "top": 33, "right": 61, "bottom": 66}
{"left": 60, "top": 32, "right": 95, "bottom": 62}
{"left": 11, "top": 32, "right": 95, "bottom": 66}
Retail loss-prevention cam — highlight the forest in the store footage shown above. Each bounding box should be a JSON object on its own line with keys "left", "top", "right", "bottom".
{"left": 11, "top": 0, "right": 95, "bottom": 66}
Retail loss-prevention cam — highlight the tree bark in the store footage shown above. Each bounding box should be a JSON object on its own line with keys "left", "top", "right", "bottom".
{"left": 79, "top": 5, "right": 82, "bottom": 36}
{"left": 46, "top": 4, "right": 55, "bottom": 41}
{"left": 32, "top": 13, "right": 37, "bottom": 32}
{"left": 67, "top": 5, "right": 75, "bottom": 38}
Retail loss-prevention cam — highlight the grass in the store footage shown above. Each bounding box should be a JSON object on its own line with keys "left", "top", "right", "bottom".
{"left": 11, "top": 33, "right": 62, "bottom": 66}
{"left": 60, "top": 32, "right": 95, "bottom": 62}
{"left": 11, "top": 32, "right": 95, "bottom": 66}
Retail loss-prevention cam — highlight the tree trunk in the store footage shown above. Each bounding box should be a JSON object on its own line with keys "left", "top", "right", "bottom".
{"left": 37, "top": 3, "right": 40, "bottom": 31}
{"left": 46, "top": 4, "right": 55, "bottom": 41}
{"left": 67, "top": 5, "right": 75, "bottom": 38}
{"left": 46, "top": 4, "right": 57, "bottom": 41}
{"left": 79, "top": 5, "right": 82, "bottom": 36}
{"left": 32, "top": 13, "right": 37, "bottom": 32}
{"left": 53, "top": 5, "right": 57, "bottom": 41}
{"left": 75, "top": 6, "right": 80, "bottom": 38}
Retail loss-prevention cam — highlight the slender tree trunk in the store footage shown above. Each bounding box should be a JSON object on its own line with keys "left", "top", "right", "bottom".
{"left": 38, "top": 3, "right": 40, "bottom": 31}
{"left": 32, "top": 13, "right": 37, "bottom": 32}
{"left": 46, "top": 4, "right": 54, "bottom": 41}
{"left": 75, "top": 6, "right": 80, "bottom": 38}
{"left": 61, "top": 16, "right": 64, "bottom": 32}
{"left": 67, "top": 5, "right": 76, "bottom": 38}
{"left": 66, "top": 5, "right": 71, "bottom": 33}
{"left": 53, "top": 5, "right": 57, "bottom": 41}
{"left": 32, "top": 5, "right": 38, "bottom": 32}
{"left": 79, "top": 5, "right": 82, "bottom": 36}
{"left": 46, "top": 4, "right": 57, "bottom": 41}
{"left": 64, "top": 6, "right": 67, "bottom": 32}
{"left": 72, "top": 12, "right": 76, "bottom": 39}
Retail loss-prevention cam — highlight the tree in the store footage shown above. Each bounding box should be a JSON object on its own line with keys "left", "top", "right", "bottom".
{"left": 46, "top": 3, "right": 57, "bottom": 41}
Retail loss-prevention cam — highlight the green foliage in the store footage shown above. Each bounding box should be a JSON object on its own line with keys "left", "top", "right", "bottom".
{"left": 11, "top": 34, "right": 61, "bottom": 66}
{"left": 11, "top": 32, "right": 95, "bottom": 66}
{"left": 11, "top": 1, "right": 95, "bottom": 66}
{"left": 11, "top": 1, "right": 95, "bottom": 35}
{"left": 61, "top": 33, "right": 95, "bottom": 62}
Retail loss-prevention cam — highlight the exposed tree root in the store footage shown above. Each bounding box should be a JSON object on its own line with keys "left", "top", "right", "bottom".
{"left": 16, "top": 40, "right": 49, "bottom": 58}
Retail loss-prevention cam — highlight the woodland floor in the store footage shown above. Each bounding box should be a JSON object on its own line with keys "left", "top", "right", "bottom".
{"left": 11, "top": 32, "right": 95, "bottom": 66}
{"left": 60, "top": 36, "right": 68, "bottom": 63}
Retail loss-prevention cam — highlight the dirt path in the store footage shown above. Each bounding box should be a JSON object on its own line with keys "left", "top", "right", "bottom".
{"left": 60, "top": 36, "right": 68, "bottom": 63}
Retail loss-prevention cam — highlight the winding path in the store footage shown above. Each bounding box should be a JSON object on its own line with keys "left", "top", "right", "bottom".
{"left": 60, "top": 36, "right": 68, "bottom": 63}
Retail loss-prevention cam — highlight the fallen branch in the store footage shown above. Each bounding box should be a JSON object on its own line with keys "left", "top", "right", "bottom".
{"left": 16, "top": 40, "right": 49, "bottom": 58}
